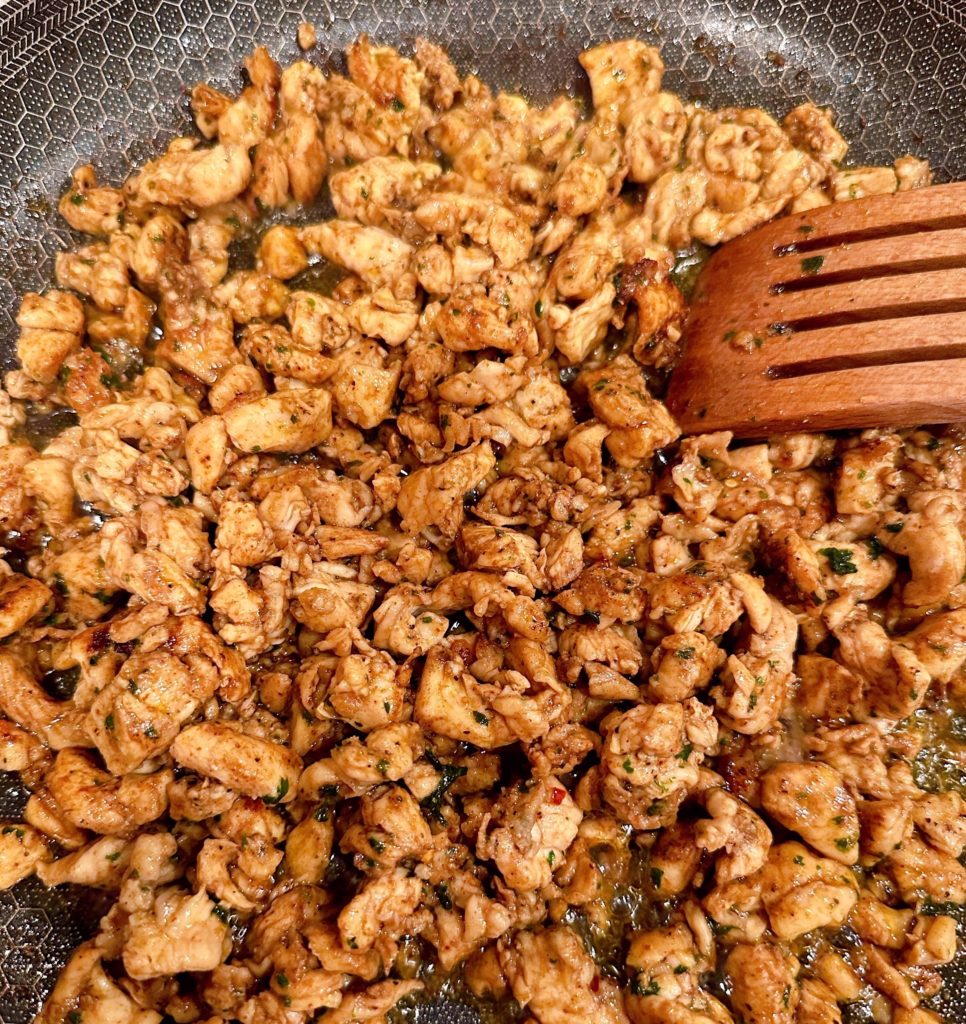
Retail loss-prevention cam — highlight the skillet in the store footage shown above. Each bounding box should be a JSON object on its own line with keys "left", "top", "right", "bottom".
{"left": 0, "top": 0, "right": 964, "bottom": 1019}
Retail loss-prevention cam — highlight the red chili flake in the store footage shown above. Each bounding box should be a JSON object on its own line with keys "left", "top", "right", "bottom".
{"left": 550, "top": 787, "right": 566, "bottom": 805}
{"left": 590, "top": 975, "right": 601, "bottom": 993}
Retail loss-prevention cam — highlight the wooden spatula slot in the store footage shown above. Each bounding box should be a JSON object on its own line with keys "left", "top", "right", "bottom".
{"left": 767, "top": 343, "right": 966, "bottom": 380}
{"left": 666, "top": 182, "right": 966, "bottom": 436}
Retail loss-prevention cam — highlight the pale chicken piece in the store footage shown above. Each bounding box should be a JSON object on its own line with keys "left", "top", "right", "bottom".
{"left": 37, "top": 942, "right": 162, "bottom": 1024}
{"left": 45, "top": 749, "right": 172, "bottom": 835}
{"left": 286, "top": 813, "right": 334, "bottom": 884}
{"left": 156, "top": 263, "right": 240, "bottom": 385}
{"left": 55, "top": 245, "right": 130, "bottom": 312}
{"left": 914, "top": 792, "right": 966, "bottom": 859}
{"left": 557, "top": 623, "right": 643, "bottom": 684}
{"left": 581, "top": 355, "right": 680, "bottom": 466}
{"left": 87, "top": 615, "right": 243, "bottom": 775}
{"left": 329, "top": 156, "right": 442, "bottom": 225}
{"left": 16, "top": 290, "right": 85, "bottom": 383}
{"left": 258, "top": 224, "right": 309, "bottom": 280}
{"left": 397, "top": 441, "right": 495, "bottom": 537}
{"left": 551, "top": 158, "right": 609, "bottom": 218}
{"left": 414, "top": 642, "right": 516, "bottom": 749}
{"left": 300, "top": 648, "right": 409, "bottom": 730}
{"left": 579, "top": 39, "right": 664, "bottom": 115}
{"left": 0, "top": 574, "right": 51, "bottom": 640}
{"left": 338, "top": 868, "right": 425, "bottom": 952}
{"left": 555, "top": 562, "right": 647, "bottom": 624}
{"left": 122, "top": 887, "right": 231, "bottom": 980}
{"left": 414, "top": 192, "right": 532, "bottom": 268}
{"left": 0, "top": 650, "right": 86, "bottom": 749}
{"left": 242, "top": 322, "right": 335, "bottom": 384}
{"left": 725, "top": 942, "right": 799, "bottom": 1024}
{"left": 100, "top": 519, "right": 205, "bottom": 617}
{"left": 301, "top": 722, "right": 423, "bottom": 791}
{"left": 214, "top": 499, "right": 276, "bottom": 567}
{"left": 857, "top": 797, "right": 914, "bottom": 858}
{"left": 22, "top": 455, "right": 76, "bottom": 532}
{"left": 550, "top": 214, "right": 623, "bottom": 302}
{"left": 599, "top": 699, "right": 716, "bottom": 830}
{"left": 782, "top": 103, "right": 848, "bottom": 169}
{"left": 38, "top": 835, "right": 130, "bottom": 889}
{"left": 127, "top": 139, "right": 252, "bottom": 208}
{"left": 222, "top": 387, "right": 332, "bottom": 453}
{"left": 760, "top": 762, "right": 860, "bottom": 864}
{"left": 648, "top": 631, "right": 723, "bottom": 702}
{"left": 476, "top": 776, "right": 582, "bottom": 891}
{"left": 833, "top": 616, "right": 931, "bottom": 720}
{"left": 435, "top": 288, "right": 538, "bottom": 356}
{"left": 809, "top": 538, "right": 896, "bottom": 602}
{"left": 171, "top": 722, "right": 302, "bottom": 804}
{"left": 274, "top": 63, "right": 328, "bottom": 204}
{"left": 132, "top": 212, "right": 189, "bottom": 288}
{"left": 713, "top": 596, "right": 798, "bottom": 735}
{"left": 627, "top": 991, "right": 734, "bottom": 1024}
{"left": 342, "top": 785, "right": 434, "bottom": 867}
{"left": 329, "top": 342, "right": 402, "bottom": 429}
{"left": 286, "top": 290, "right": 357, "bottom": 351}
{"left": 888, "top": 834, "right": 966, "bottom": 904}
{"left": 213, "top": 269, "right": 289, "bottom": 324}
{"left": 797, "top": 978, "right": 843, "bottom": 1024}
{"left": 342, "top": 286, "right": 419, "bottom": 347}
{"left": 625, "top": 91, "right": 689, "bottom": 183}
{"left": 894, "top": 154, "right": 932, "bottom": 190}
{"left": 458, "top": 523, "right": 544, "bottom": 589}
{"left": 0, "top": 720, "right": 49, "bottom": 780}
{"left": 833, "top": 433, "right": 901, "bottom": 514}
{"left": 497, "top": 926, "right": 630, "bottom": 1024}
{"left": 759, "top": 841, "right": 858, "bottom": 940}
{"left": 695, "top": 788, "right": 772, "bottom": 883}
{"left": 795, "top": 654, "right": 863, "bottom": 722}
{"left": 0, "top": 444, "right": 33, "bottom": 534}
{"left": 185, "top": 415, "right": 229, "bottom": 493}
{"left": 324, "top": 980, "right": 424, "bottom": 1024}
{"left": 550, "top": 283, "right": 617, "bottom": 364}
{"left": 903, "top": 608, "right": 966, "bottom": 684}
{"left": 58, "top": 165, "right": 126, "bottom": 236}
{"left": 291, "top": 564, "right": 376, "bottom": 632}
{"left": 0, "top": 822, "right": 51, "bottom": 889}
{"left": 372, "top": 583, "right": 449, "bottom": 656}
{"left": 209, "top": 46, "right": 279, "bottom": 148}
{"left": 830, "top": 165, "right": 898, "bottom": 201}
{"left": 877, "top": 494, "right": 966, "bottom": 607}
{"left": 300, "top": 220, "right": 413, "bottom": 288}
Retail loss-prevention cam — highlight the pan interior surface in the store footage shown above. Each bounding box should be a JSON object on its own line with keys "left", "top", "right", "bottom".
{"left": 0, "top": 0, "right": 964, "bottom": 1021}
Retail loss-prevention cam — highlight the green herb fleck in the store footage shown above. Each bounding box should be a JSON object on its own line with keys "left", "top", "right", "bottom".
{"left": 818, "top": 546, "right": 859, "bottom": 575}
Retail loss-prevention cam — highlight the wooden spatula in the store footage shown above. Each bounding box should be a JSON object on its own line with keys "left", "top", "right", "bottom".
{"left": 665, "top": 181, "right": 966, "bottom": 438}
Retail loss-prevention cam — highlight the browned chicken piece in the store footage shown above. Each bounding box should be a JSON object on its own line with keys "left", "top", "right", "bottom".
{"left": 476, "top": 775, "right": 582, "bottom": 890}
{"left": 15, "top": 290, "right": 85, "bottom": 384}
{"left": 726, "top": 941, "right": 799, "bottom": 1024}
{"left": 45, "top": 749, "right": 172, "bottom": 835}
{"left": 495, "top": 926, "right": 630, "bottom": 1024}
{"left": 760, "top": 762, "right": 860, "bottom": 864}
{"left": 171, "top": 722, "right": 302, "bottom": 804}
{"left": 397, "top": 442, "right": 496, "bottom": 537}
{"left": 760, "top": 841, "right": 858, "bottom": 939}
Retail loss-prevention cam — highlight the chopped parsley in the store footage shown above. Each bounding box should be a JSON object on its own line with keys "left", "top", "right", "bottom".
{"left": 818, "top": 546, "right": 859, "bottom": 575}
{"left": 262, "top": 777, "right": 290, "bottom": 804}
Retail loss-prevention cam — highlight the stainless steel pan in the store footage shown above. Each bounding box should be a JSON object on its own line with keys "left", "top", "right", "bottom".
{"left": 0, "top": 0, "right": 964, "bottom": 1019}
